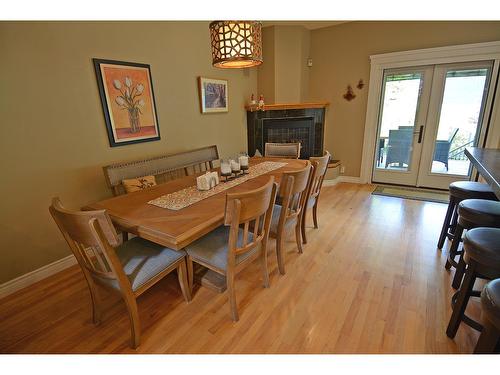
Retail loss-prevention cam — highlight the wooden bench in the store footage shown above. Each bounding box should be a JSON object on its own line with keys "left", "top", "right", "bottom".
{"left": 103, "top": 145, "right": 219, "bottom": 196}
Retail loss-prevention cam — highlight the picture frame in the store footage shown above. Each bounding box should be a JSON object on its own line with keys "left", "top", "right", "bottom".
{"left": 93, "top": 58, "right": 161, "bottom": 147}
{"left": 198, "top": 77, "right": 228, "bottom": 113}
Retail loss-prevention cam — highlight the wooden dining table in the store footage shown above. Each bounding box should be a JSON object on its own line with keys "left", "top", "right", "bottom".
{"left": 85, "top": 157, "right": 308, "bottom": 251}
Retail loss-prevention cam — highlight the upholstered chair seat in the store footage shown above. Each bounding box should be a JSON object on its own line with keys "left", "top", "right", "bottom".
{"left": 270, "top": 204, "right": 297, "bottom": 234}
{"left": 98, "top": 237, "right": 186, "bottom": 292}
{"left": 186, "top": 226, "right": 259, "bottom": 272}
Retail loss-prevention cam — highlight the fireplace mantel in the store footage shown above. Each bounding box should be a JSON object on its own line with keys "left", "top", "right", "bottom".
{"left": 245, "top": 102, "right": 329, "bottom": 112}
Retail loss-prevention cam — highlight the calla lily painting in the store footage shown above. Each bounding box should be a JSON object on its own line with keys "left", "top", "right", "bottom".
{"left": 93, "top": 59, "right": 160, "bottom": 147}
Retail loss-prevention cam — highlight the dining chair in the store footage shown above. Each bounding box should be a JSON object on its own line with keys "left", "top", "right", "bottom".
{"left": 185, "top": 177, "right": 277, "bottom": 321}
{"left": 301, "top": 151, "right": 331, "bottom": 243}
{"left": 264, "top": 142, "right": 301, "bottom": 159}
{"left": 270, "top": 161, "right": 312, "bottom": 275}
{"left": 49, "top": 198, "right": 191, "bottom": 348}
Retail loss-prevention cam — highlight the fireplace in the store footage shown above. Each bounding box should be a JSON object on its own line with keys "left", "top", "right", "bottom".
{"left": 263, "top": 117, "right": 315, "bottom": 159}
{"left": 246, "top": 103, "right": 327, "bottom": 159}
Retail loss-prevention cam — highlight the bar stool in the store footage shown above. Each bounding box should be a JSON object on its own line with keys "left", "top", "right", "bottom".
{"left": 474, "top": 278, "right": 500, "bottom": 353}
{"left": 446, "top": 199, "right": 500, "bottom": 289}
{"left": 446, "top": 227, "right": 500, "bottom": 339}
{"left": 437, "top": 181, "right": 497, "bottom": 250}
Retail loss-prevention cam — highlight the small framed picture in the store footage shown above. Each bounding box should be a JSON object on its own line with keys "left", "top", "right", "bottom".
{"left": 198, "top": 77, "right": 228, "bottom": 113}
{"left": 93, "top": 58, "right": 161, "bottom": 147}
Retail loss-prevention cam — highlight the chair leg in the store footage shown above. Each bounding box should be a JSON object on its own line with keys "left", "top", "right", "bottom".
{"left": 123, "top": 294, "right": 141, "bottom": 349}
{"left": 312, "top": 201, "right": 319, "bottom": 229}
{"left": 446, "top": 265, "right": 476, "bottom": 339}
{"left": 276, "top": 234, "right": 286, "bottom": 275}
{"left": 438, "top": 200, "right": 455, "bottom": 249}
{"left": 474, "top": 320, "right": 500, "bottom": 354}
{"left": 452, "top": 253, "right": 467, "bottom": 290}
{"left": 186, "top": 256, "right": 194, "bottom": 292}
{"left": 295, "top": 222, "right": 303, "bottom": 254}
{"left": 122, "top": 231, "right": 129, "bottom": 242}
{"left": 446, "top": 224, "right": 464, "bottom": 270}
{"left": 226, "top": 271, "right": 239, "bottom": 322}
{"left": 177, "top": 260, "right": 192, "bottom": 302}
{"left": 87, "top": 279, "right": 101, "bottom": 325}
{"left": 260, "top": 245, "right": 270, "bottom": 288}
{"left": 301, "top": 208, "right": 307, "bottom": 244}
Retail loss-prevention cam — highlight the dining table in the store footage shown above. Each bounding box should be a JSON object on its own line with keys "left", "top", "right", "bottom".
{"left": 85, "top": 157, "right": 307, "bottom": 251}
{"left": 465, "top": 147, "right": 500, "bottom": 200}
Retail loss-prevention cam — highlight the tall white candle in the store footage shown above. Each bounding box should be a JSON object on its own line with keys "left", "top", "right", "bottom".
{"left": 230, "top": 160, "right": 240, "bottom": 171}
{"left": 238, "top": 155, "right": 249, "bottom": 167}
{"left": 221, "top": 163, "right": 231, "bottom": 174}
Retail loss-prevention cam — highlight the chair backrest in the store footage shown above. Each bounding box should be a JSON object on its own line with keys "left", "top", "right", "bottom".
{"left": 103, "top": 145, "right": 219, "bottom": 196}
{"left": 277, "top": 162, "right": 312, "bottom": 226}
{"left": 386, "top": 128, "right": 413, "bottom": 165}
{"left": 264, "top": 142, "right": 301, "bottom": 159}
{"left": 224, "top": 177, "right": 278, "bottom": 261}
{"left": 308, "top": 150, "right": 331, "bottom": 201}
{"left": 49, "top": 198, "right": 130, "bottom": 291}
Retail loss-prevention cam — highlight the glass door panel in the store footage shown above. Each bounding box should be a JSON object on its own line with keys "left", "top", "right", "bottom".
{"left": 417, "top": 62, "right": 495, "bottom": 189}
{"left": 372, "top": 67, "right": 433, "bottom": 186}
{"left": 376, "top": 72, "right": 420, "bottom": 171}
{"left": 431, "top": 68, "right": 490, "bottom": 174}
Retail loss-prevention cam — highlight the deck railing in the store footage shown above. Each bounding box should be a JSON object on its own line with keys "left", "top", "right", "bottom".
{"left": 449, "top": 141, "right": 474, "bottom": 161}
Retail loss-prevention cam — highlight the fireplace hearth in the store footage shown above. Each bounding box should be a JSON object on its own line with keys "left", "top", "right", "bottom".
{"left": 246, "top": 103, "right": 328, "bottom": 159}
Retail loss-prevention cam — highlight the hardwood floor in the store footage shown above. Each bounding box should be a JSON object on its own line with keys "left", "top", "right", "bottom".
{"left": 0, "top": 183, "right": 483, "bottom": 353}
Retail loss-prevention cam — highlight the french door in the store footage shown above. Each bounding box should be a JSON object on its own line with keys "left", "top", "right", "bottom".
{"left": 372, "top": 60, "right": 497, "bottom": 189}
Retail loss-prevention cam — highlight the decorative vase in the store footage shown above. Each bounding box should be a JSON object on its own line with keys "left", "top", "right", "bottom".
{"left": 128, "top": 107, "right": 141, "bottom": 133}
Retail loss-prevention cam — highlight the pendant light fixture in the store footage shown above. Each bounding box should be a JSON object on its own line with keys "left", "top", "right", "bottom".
{"left": 209, "top": 21, "right": 263, "bottom": 68}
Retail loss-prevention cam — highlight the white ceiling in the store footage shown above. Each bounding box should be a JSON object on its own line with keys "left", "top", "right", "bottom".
{"left": 261, "top": 21, "right": 348, "bottom": 30}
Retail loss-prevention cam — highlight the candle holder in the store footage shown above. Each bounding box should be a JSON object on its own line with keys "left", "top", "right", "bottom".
{"left": 230, "top": 158, "right": 241, "bottom": 179}
{"left": 220, "top": 159, "right": 232, "bottom": 182}
{"left": 239, "top": 152, "right": 249, "bottom": 174}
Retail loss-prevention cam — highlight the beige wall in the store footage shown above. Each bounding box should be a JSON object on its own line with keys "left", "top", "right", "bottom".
{"left": 0, "top": 21, "right": 257, "bottom": 284}
{"left": 257, "top": 26, "right": 276, "bottom": 103}
{"left": 274, "top": 26, "right": 310, "bottom": 103}
{"left": 308, "top": 21, "right": 500, "bottom": 177}
{"left": 257, "top": 25, "right": 310, "bottom": 103}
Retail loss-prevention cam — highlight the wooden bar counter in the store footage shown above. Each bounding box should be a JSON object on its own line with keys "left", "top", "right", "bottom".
{"left": 465, "top": 147, "right": 500, "bottom": 199}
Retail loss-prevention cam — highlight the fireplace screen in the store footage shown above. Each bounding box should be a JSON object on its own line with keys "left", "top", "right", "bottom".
{"left": 263, "top": 117, "right": 315, "bottom": 159}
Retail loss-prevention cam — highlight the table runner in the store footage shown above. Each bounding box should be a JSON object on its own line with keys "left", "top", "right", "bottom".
{"left": 148, "top": 161, "right": 287, "bottom": 210}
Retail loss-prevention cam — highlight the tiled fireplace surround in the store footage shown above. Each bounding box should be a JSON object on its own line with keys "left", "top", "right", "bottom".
{"left": 246, "top": 104, "right": 327, "bottom": 159}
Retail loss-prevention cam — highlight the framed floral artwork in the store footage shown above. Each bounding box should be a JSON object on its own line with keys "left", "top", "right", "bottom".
{"left": 93, "top": 58, "right": 161, "bottom": 147}
{"left": 198, "top": 77, "right": 228, "bottom": 113}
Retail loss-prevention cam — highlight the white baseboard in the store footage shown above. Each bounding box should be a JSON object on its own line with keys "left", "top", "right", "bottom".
{"left": 323, "top": 176, "right": 362, "bottom": 186}
{"left": 0, "top": 254, "right": 77, "bottom": 300}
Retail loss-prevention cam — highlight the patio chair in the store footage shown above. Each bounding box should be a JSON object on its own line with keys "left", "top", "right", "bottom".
{"left": 433, "top": 128, "right": 459, "bottom": 171}
{"left": 385, "top": 128, "right": 413, "bottom": 168}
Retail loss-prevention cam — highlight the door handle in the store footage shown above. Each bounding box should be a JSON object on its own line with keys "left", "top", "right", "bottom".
{"left": 414, "top": 126, "right": 424, "bottom": 143}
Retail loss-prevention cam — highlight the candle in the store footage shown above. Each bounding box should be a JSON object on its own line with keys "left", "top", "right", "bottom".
{"left": 238, "top": 155, "right": 249, "bottom": 167}
{"left": 221, "top": 163, "right": 231, "bottom": 175}
{"left": 230, "top": 159, "right": 240, "bottom": 172}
